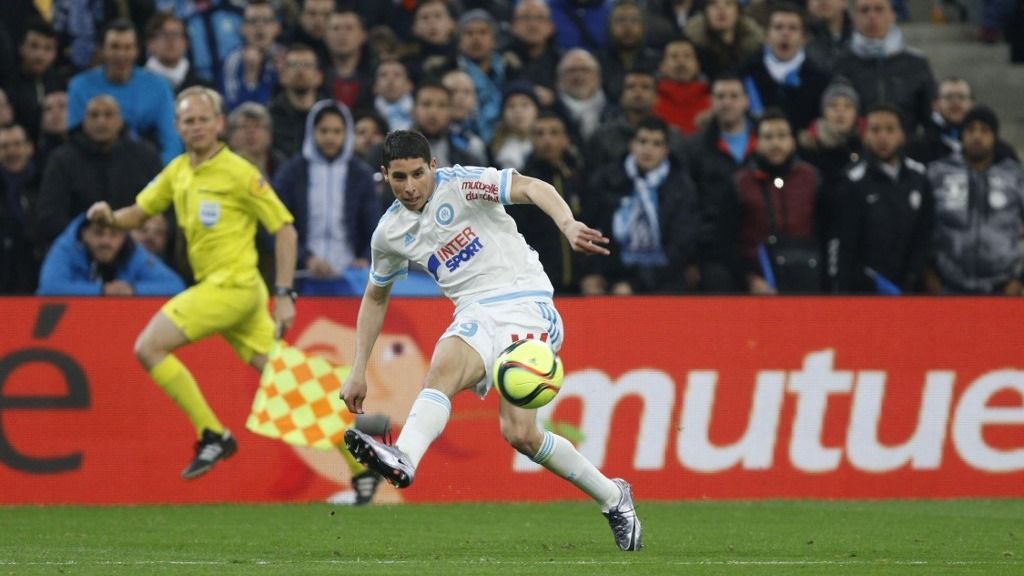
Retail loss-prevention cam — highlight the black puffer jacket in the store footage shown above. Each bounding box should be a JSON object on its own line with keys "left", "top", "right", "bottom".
{"left": 36, "top": 129, "right": 162, "bottom": 244}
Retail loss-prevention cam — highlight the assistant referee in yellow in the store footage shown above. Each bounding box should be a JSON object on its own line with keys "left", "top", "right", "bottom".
{"left": 87, "top": 86, "right": 299, "bottom": 479}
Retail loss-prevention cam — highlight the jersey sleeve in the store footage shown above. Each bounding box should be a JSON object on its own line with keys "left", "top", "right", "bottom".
{"left": 243, "top": 170, "right": 294, "bottom": 233}
{"left": 135, "top": 167, "right": 174, "bottom": 215}
{"left": 368, "top": 226, "right": 408, "bottom": 286}
{"left": 450, "top": 165, "right": 517, "bottom": 207}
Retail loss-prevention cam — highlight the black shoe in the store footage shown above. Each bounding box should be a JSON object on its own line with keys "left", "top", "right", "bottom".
{"left": 351, "top": 470, "right": 381, "bottom": 505}
{"left": 344, "top": 428, "right": 415, "bottom": 488}
{"left": 181, "top": 428, "right": 237, "bottom": 480}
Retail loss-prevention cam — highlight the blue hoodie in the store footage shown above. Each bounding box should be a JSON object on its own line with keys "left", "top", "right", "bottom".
{"left": 37, "top": 214, "right": 186, "bottom": 296}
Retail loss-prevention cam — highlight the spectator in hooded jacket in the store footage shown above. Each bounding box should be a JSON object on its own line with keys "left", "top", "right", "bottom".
{"left": 926, "top": 106, "right": 1024, "bottom": 295}
{"left": 37, "top": 213, "right": 184, "bottom": 296}
{"left": 273, "top": 100, "right": 380, "bottom": 296}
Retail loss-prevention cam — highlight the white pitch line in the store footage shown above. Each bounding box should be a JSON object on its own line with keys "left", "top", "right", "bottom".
{"left": 0, "top": 559, "right": 1020, "bottom": 567}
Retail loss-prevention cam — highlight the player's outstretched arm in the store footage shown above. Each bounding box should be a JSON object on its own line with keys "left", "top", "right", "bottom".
{"left": 340, "top": 281, "right": 392, "bottom": 414}
{"left": 86, "top": 202, "right": 150, "bottom": 230}
{"left": 508, "top": 172, "right": 610, "bottom": 255}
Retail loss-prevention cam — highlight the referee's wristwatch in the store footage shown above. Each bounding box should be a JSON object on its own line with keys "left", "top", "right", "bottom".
{"left": 273, "top": 286, "right": 297, "bottom": 303}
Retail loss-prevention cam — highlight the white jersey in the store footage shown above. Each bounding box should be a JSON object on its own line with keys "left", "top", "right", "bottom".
{"left": 370, "top": 165, "right": 553, "bottom": 312}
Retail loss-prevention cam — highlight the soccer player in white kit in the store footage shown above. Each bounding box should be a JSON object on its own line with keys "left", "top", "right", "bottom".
{"left": 341, "top": 130, "right": 643, "bottom": 551}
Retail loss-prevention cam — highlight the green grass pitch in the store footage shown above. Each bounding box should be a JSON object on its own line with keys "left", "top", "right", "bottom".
{"left": 1, "top": 500, "right": 1021, "bottom": 575}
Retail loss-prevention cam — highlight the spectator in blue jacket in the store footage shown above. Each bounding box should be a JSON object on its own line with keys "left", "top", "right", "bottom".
{"left": 37, "top": 213, "right": 185, "bottom": 296}
{"left": 66, "top": 19, "right": 182, "bottom": 165}
{"left": 273, "top": 100, "right": 380, "bottom": 296}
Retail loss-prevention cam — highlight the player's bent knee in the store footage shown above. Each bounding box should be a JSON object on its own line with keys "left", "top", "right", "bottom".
{"left": 500, "top": 419, "right": 541, "bottom": 456}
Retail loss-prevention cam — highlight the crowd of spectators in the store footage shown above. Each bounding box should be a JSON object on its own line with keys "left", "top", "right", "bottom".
{"left": 1, "top": 0, "right": 1023, "bottom": 297}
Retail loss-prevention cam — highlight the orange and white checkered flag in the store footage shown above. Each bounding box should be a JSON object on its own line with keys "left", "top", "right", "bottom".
{"left": 246, "top": 341, "right": 356, "bottom": 450}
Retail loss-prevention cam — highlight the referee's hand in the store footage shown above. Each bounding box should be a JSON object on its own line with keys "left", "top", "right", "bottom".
{"left": 273, "top": 296, "right": 295, "bottom": 339}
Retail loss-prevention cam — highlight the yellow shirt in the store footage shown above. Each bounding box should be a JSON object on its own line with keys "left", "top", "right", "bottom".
{"left": 137, "top": 146, "right": 293, "bottom": 286}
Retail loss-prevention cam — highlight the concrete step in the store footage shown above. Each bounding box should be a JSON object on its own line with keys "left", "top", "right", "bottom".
{"left": 900, "top": 23, "right": 1024, "bottom": 154}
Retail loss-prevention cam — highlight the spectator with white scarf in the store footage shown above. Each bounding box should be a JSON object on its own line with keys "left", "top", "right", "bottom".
{"left": 373, "top": 60, "right": 414, "bottom": 132}
{"left": 581, "top": 116, "right": 700, "bottom": 295}
{"left": 740, "top": 2, "right": 832, "bottom": 132}
{"left": 554, "top": 49, "right": 612, "bottom": 151}
{"left": 273, "top": 100, "right": 380, "bottom": 296}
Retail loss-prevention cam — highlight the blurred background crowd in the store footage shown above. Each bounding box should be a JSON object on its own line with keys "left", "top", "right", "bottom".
{"left": 2, "top": 0, "right": 1023, "bottom": 298}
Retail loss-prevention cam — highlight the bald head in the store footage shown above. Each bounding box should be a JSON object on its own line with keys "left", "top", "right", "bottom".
{"left": 83, "top": 95, "right": 123, "bottom": 146}
{"left": 558, "top": 49, "right": 601, "bottom": 100}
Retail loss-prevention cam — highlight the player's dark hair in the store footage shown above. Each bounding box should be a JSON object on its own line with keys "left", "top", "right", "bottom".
{"left": 382, "top": 130, "right": 432, "bottom": 166}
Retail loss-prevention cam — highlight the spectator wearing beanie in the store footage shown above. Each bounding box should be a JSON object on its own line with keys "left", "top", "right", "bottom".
{"left": 926, "top": 106, "right": 1024, "bottom": 295}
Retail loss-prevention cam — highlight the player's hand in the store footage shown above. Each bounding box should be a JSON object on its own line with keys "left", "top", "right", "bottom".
{"left": 562, "top": 221, "right": 610, "bottom": 255}
{"left": 273, "top": 295, "right": 295, "bottom": 339}
{"left": 87, "top": 202, "right": 115, "bottom": 226}
{"left": 306, "top": 256, "right": 339, "bottom": 279}
{"left": 340, "top": 373, "right": 368, "bottom": 414}
{"left": 103, "top": 281, "right": 133, "bottom": 295}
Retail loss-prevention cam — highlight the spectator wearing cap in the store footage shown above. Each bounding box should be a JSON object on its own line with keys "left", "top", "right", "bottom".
{"left": 373, "top": 60, "right": 415, "bottom": 132}
{"left": 684, "top": 0, "right": 764, "bottom": 81}
{"left": 653, "top": 36, "right": 711, "bottom": 136}
{"left": 926, "top": 106, "right": 1024, "bottom": 295}
{"left": 740, "top": 2, "right": 832, "bottom": 132}
{"left": 834, "top": 0, "right": 936, "bottom": 134}
{"left": 598, "top": 0, "right": 663, "bottom": 104}
{"left": 37, "top": 213, "right": 185, "bottom": 296}
{"left": 798, "top": 79, "right": 864, "bottom": 233}
{"left": 805, "top": 0, "right": 853, "bottom": 69}
{"left": 8, "top": 19, "right": 63, "bottom": 145}
{"left": 457, "top": 9, "right": 521, "bottom": 144}
{"left": 489, "top": 82, "right": 541, "bottom": 171}
{"left": 505, "top": 0, "right": 563, "bottom": 106}
{"left": 144, "top": 12, "right": 209, "bottom": 95}
{"left": 66, "top": 19, "right": 182, "bottom": 165}
{"left": 37, "top": 95, "right": 162, "bottom": 244}
{"left": 906, "top": 77, "right": 1019, "bottom": 166}
{"left": 832, "top": 104, "right": 933, "bottom": 294}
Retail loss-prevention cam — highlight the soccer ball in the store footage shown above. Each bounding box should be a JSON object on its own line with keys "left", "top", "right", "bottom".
{"left": 492, "top": 339, "right": 564, "bottom": 409}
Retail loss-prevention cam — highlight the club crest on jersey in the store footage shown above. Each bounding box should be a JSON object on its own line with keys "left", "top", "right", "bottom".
{"left": 462, "top": 180, "right": 499, "bottom": 202}
{"left": 435, "top": 203, "right": 455, "bottom": 225}
{"left": 426, "top": 227, "right": 483, "bottom": 279}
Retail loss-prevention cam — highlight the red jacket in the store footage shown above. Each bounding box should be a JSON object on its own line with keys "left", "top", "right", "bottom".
{"left": 653, "top": 79, "right": 711, "bottom": 136}
{"left": 734, "top": 158, "right": 820, "bottom": 266}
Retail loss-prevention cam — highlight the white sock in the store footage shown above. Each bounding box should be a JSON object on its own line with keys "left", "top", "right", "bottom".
{"left": 395, "top": 388, "right": 451, "bottom": 468}
{"left": 532, "top": 431, "right": 621, "bottom": 511}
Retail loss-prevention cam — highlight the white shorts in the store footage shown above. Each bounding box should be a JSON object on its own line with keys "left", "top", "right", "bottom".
{"left": 440, "top": 299, "right": 564, "bottom": 397}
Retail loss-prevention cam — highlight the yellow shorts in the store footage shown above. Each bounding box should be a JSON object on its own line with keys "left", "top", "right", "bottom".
{"left": 161, "top": 281, "right": 274, "bottom": 363}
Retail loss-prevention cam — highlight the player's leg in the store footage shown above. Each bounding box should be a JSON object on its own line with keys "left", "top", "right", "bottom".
{"left": 345, "top": 335, "right": 484, "bottom": 487}
{"left": 498, "top": 395, "right": 642, "bottom": 551}
{"left": 135, "top": 310, "right": 226, "bottom": 438}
